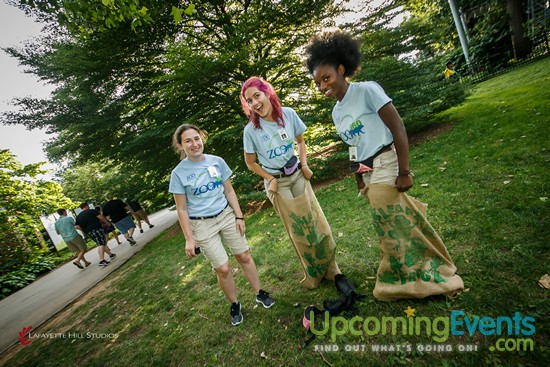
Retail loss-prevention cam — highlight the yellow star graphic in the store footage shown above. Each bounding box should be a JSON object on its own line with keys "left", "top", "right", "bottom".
{"left": 404, "top": 306, "right": 416, "bottom": 317}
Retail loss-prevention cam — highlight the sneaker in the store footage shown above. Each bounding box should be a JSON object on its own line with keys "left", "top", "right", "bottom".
{"left": 109, "top": 253, "right": 116, "bottom": 259}
{"left": 99, "top": 260, "right": 110, "bottom": 267}
{"left": 149, "top": 224, "right": 155, "bottom": 229}
{"left": 128, "top": 237, "right": 137, "bottom": 245}
{"left": 140, "top": 229, "right": 144, "bottom": 233}
{"left": 230, "top": 302, "right": 243, "bottom": 326}
{"left": 255, "top": 289, "right": 275, "bottom": 309}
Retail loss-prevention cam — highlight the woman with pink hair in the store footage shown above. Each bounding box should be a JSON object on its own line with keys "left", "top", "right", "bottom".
{"left": 240, "top": 76, "right": 344, "bottom": 290}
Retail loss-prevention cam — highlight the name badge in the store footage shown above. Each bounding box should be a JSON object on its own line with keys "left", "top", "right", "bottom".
{"left": 207, "top": 166, "right": 219, "bottom": 177}
{"left": 278, "top": 128, "right": 289, "bottom": 141}
{"left": 349, "top": 146, "right": 358, "bottom": 161}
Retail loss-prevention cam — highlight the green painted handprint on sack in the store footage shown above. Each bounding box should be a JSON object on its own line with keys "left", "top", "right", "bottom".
{"left": 290, "top": 211, "right": 329, "bottom": 277}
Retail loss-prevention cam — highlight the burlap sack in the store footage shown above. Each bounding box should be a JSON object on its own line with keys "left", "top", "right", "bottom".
{"left": 366, "top": 184, "right": 464, "bottom": 301}
{"left": 269, "top": 181, "right": 341, "bottom": 289}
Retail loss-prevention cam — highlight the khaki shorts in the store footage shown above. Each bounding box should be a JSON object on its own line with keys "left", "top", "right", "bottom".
{"left": 362, "top": 148, "right": 399, "bottom": 187}
{"left": 66, "top": 235, "right": 87, "bottom": 253}
{"left": 190, "top": 206, "right": 249, "bottom": 269}
{"left": 132, "top": 209, "right": 149, "bottom": 221}
{"left": 263, "top": 170, "right": 306, "bottom": 199}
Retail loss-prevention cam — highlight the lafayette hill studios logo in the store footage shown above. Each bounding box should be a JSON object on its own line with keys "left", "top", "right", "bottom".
{"left": 18, "top": 325, "right": 118, "bottom": 345}
{"left": 18, "top": 326, "right": 33, "bottom": 346}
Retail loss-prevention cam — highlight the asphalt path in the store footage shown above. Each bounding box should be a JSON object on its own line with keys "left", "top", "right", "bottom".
{"left": 0, "top": 207, "right": 178, "bottom": 354}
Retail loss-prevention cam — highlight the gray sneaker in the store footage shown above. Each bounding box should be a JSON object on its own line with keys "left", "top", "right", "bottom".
{"left": 98, "top": 260, "right": 110, "bottom": 267}
{"left": 255, "top": 289, "right": 275, "bottom": 308}
{"left": 230, "top": 302, "right": 243, "bottom": 326}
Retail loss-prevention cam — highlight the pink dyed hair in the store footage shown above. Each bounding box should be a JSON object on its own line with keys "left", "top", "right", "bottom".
{"left": 240, "top": 76, "right": 284, "bottom": 129}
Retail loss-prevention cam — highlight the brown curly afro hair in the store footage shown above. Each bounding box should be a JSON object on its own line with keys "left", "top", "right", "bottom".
{"left": 305, "top": 30, "right": 362, "bottom": 78}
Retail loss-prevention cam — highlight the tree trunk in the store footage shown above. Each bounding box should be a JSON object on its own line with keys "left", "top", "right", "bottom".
{"left": 506, "top": 0, "right": 532, "bottom": 59}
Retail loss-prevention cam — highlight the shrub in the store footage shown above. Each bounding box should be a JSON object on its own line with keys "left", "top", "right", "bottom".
{"left": 0, "top": 256, "right": 56, "bottom": 299}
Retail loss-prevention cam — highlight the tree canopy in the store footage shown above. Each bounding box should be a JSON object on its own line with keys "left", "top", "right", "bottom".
{"left": 3, "top": 0, "right": 343, "bottom": 206}
{"left": 2, "top": 0, "right": 542, "bottom": 209}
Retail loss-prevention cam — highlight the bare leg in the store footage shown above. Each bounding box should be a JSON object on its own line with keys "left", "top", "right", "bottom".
{"left": 215, "top": 261, "right": 238, "bottom": 303}
{"left": 97, "top": 246, "right": 106, "bottom": 261}
{"left": 76, "top": 249, "right": 85, "bottom": 263}
{"left": 112, "top": 231, "right": 122, "bottom": 244}
{"left": 142, "top": 213, "right": 152, "bottom": 226}
{"left": 81, "top": 251, "right": 91, "bottom": 266}
{"left": 103, "top": 245, "right": 112, "bottom": 257}
{"left": 234, "top": 251, "right": 261, "bottom": 293}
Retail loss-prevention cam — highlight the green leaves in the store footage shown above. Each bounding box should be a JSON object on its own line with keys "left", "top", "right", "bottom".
{"left": 20, "top": 0, "right": 155, "bottom": 34}
{"left": 170, "top": 6, "right": 184, "bottom": 24}
{"left": 0, "top": 150, "right": 74, "bottom": 275}
{"left": 183, "top": 4, "right": 196, "bottom": 16}
{"left": 3, "top": 0, "right": 343, "bottom": 210}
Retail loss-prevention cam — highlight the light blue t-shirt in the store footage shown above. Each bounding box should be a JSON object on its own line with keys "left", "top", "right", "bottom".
{"left": 243, "top": 106, "right": 307, "bottom": 174}
{"left": 54, "top": 215, "right": 78, "bottom": 242}
{"left": 332, "top": 82, "right": 394, "bottom": 161}
{"left": 169, "top": 154, "right": 232, "bottom": 217}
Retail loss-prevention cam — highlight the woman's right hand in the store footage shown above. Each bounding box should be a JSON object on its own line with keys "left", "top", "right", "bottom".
{"left": 301, "top": 165, "right": 313, "bottom": 180}
{"left": 185, "top": 239, "right": 199, "bottom": 258}
{"left": 268, "top": 178, "right": 278, "bottom": 193}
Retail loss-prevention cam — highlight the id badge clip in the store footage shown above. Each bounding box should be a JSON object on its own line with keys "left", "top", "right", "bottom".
{"left": 349, "top": 146, "right": 358, "bottom": 161}
{"left": 278, "top": 128, "right": 289, "bottom": 141}
{"left": 207, "top": 166, "right": 219, "bottom": 177}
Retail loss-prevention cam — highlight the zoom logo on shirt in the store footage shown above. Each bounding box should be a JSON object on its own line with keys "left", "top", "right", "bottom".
{"left": 267, "top": 142, "right": 293, "bottom": 159}
{"left": 339, "top": 120, "right": 365, "bottom": 141}
{"left": 193, "top": 178, "right": 223, "bottom": 195}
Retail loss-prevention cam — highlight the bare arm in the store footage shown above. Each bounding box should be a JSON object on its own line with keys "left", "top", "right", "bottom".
{"left": 222, "top": 180, "right": 246, "bottom": 236}
{"left": 295, "top": 133, "right": 313, "bottom": 180}
{"left": 378, "top": 102, "right": 413, "bottom": 192}
{"left": 244, "top": 152, "right": 278, "bottom": 193}
{"left": 173, "top": 193, "right": 199, "bottom": 258}
{"left": 244, "top": 152, "right": 273, "bottom": 181}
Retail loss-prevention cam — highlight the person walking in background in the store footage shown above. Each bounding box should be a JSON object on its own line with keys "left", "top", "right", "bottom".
{"left": 75, "top": 203, "right": 116, "bottom": 267}
{"left": 125, "top": 198, "right": 154, "bottom": 233}
{"left": 95, "top": 206, "right": 123, "bottom": 245}
{"left": 170, "top": 124, "right": 274, "bottom": 326}
{"left": 54, "top": 208, "right": 91, "bottom": 269}
{"left": 240, "top": 76, "right": 343, "bottom": 290}
{"left": 102, "top": 199, "right": 137, "bottom": 245}
{"left": 305, "top": 30, "right": 464, "bottom": 301}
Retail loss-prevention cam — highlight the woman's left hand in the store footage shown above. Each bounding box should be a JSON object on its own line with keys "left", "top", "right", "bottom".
{"left": 301, "top": 165, "right": 313, "bottom": 180}
{"left": 236, "top": 218, "right": 246, "bottom": 236}
{"left": 395, "top": 175, "right": 413, "bottom": 192}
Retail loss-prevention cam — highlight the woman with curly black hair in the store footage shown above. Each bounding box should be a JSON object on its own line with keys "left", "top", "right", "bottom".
{"left": 305, "top": 30, "right": 464, "bottom": 301}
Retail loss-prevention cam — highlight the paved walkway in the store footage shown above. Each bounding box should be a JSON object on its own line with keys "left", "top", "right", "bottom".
{"left": 0, "top": 208, "right": 178, "bottom": 354}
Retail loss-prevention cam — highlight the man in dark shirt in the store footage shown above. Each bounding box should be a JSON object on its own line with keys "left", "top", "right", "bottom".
{"left": 75, "top": 203, "right": 116, "bottom": 266}
{"left": 102, "top": 199, "right": 137, "bottom": 245}
{"left": 126, "top": 199, "right": 155, "bottom": 233}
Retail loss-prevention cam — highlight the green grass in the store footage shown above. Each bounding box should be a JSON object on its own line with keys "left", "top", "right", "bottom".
{"left": 3, "top": 58, "right": 550, "bottom": 367}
